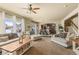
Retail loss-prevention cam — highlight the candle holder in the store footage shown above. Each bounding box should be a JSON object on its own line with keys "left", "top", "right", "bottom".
{"left": 23, "top": 32, "right": 26, "bottom": 39}
{"left": 19, "top": 35, "right": 23, "bottom": 44}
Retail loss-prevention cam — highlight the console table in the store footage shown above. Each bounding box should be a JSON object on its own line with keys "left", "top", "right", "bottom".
{"left": 72, "top": 38, "right": 79, "bottom": 55}
{"left": 1, "top": 37, "right": 32, "bottom": 55}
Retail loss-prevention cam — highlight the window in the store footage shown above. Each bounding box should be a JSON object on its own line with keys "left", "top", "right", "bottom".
{"left": 5, "top": 13, "right": 13, "bottom": 33}
{"left": 4, "top": 20, "right": 13, "bottom": 33}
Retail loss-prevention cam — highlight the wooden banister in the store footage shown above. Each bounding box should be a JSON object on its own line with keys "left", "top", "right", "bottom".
{"left": 71, "top": 20, "right": 78, "bottom": 29}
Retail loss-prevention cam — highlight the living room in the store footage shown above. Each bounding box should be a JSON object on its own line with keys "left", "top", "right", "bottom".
{"left": 0, "top": 3, "right": 79, "bottom": 55}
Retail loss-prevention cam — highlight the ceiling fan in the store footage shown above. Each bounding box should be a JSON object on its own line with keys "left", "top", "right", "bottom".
{"left": 22, "top": 4, "right": 40, "bottom": 14}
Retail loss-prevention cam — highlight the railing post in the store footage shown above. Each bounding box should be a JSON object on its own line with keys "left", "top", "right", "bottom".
{"left": 72, "top": 41, "right": 76, "bottom": 51}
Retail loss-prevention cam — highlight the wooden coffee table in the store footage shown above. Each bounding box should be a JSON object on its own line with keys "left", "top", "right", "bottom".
{"left": 1, "top": 36, "right": 32, "bottom": 55}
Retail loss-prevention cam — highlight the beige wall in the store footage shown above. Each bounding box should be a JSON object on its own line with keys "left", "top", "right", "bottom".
{"left": 72, "top": 16, "right": 78, "bottom": 26}
{"left": 61, "top": 7, "right": 78, "bottom": 27}
{"left": 0, "top": 12, "right": 3, "bottom": 34}
{"left": 24, "top": 18, "right": 32, "bottom": 31}
{"left": 0, "top": 12, "right": 6, "bottom": 34}
{"left": 0, "top": 10, "right": 26, "bottom": 34}
{"left": 60, "top": 5, "right": 79, "bottom": 35}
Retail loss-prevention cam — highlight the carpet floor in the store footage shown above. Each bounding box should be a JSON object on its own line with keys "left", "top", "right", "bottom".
{"left": 24, "top": 37, "right": 75, "bottom": 55}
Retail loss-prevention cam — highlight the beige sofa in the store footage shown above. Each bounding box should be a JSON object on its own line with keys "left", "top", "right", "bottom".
{"left": 0, "top": 33, "right": 18, "bottom": 54}
{"left": 51, "top": 32, "right": 70, "bottom": 47}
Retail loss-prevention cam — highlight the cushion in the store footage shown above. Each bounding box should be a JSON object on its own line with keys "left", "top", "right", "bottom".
{"left": 55, "top": 32, "right": 67, "bottom": 38}
{"left": 59, "top": 33, "right": 67, "bottom": 38}
{"left": 0, "top": 36, "right": 9, "bottom": 42}
{"left": 34, "top": 37, "right": 42, "bottom": 41}
{"left": 8, "top": 33, "right": 18, "bottom": 40}
{"left": 0, "top": 33, "right": 18, "bottom": 40}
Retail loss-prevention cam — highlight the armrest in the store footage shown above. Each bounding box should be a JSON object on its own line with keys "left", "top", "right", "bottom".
{"left": 0, "top": 38, "right": 19, "bottom": 46}
{"left": 51, "top": 34, "right": 56, "bottom": 38}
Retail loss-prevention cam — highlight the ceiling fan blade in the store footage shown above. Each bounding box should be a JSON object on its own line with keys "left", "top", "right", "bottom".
{"left": 32, "top": 10, "right": 37, "bottom": 14}
{"left": 33, "top": 8, "right": 40, "bottom": 10}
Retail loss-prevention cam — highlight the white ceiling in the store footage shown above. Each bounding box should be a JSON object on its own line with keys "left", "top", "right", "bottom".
{"left": 0, "top": 3, "right": 78, "bottom": 23}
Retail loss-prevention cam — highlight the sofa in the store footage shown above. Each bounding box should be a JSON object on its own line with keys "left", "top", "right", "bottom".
{"left": 51, "top": 32, "right": 71, "bottom": 47}
{"left": 0, "top": 33, "right": 18, "bottom": 41}
{"left": 0, "top": 33, "right": 18, "bottom": 53}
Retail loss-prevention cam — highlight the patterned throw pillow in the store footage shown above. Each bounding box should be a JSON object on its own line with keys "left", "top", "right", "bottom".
{"left": 55, "top": 32, "right": 67, "bottom": 38}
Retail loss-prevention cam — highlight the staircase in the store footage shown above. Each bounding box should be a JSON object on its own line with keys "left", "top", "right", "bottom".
{"left": 65, "top": 16, "right": 78, "bottom": 36}
{"left": 70, "top": 21, "right": 78, "bottom": 35}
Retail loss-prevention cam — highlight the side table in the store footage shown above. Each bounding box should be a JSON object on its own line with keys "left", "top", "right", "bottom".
{"left": 72, "top": 39, "right": 79, "bottom": 55}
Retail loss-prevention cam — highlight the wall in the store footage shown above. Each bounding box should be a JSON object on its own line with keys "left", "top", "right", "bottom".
{"left": 72, "top": 16, "right": 78, "bottom": 26}
{"left": 24, "top": 18, "right": 32, "bottom": 32}
{"left": 0, "top": 12, "right": 3, "bottom": 34}
{"left": 0, "top": 12, "right": 6, "bottom": 34}
{"left": 0, "top": 12, "right": 2, "bottom": 34}
{"left": 24, "top": 17, "right": 40, "bottom": 35}
{"left": 61, "top": 7, "right": 78, "bottom": 27}
{"left": 0, "top": 10, "right": 25, "bottom": 34}
{"left": 60, "top": 5, "right": 79, "bottom": 35}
